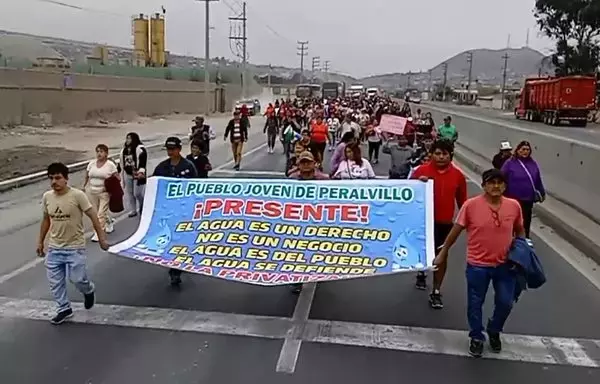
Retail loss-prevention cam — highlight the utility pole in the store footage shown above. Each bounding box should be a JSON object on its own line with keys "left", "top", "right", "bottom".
{"left": 297, "top": 41, "right": 308, "bottom": 83}
{"left": 466, "top": 51, "right": 473, "bottom": 91}
{"left": 197, "top": 0, "right": 218, "bottom": 115}
{"left": 311, "top": 56, "right": 320, "bottom": 82}
{"left": 428, "top": 70, "right": 433, "bottom": 92}
{"left": 267, "top": 63, "right": 272, "bottom": 88}
{"left": 406, "top": 71, "right": 412, "bottom": 90}
{"left": 323, "top": 60, "right": 330, "bottom": 81}
{"left": 229, "top": 2, "right": 247, "bottom": 97}
{"left": 442, "top": 62, "right": 448, "bottom": 101}
{"left": 501, "top": 52, "right": 510, "bottom": 110}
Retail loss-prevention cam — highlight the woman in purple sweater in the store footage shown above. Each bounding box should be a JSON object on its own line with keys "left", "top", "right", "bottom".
{"left": 501, "top": 140, "right": 546, "bottom": 238}
{"left": 329, "top": 131, "right": 356, "bottom": 176}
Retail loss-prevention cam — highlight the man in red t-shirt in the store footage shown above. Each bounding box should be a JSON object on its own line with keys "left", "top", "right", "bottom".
{"left": 411, "top": 139, "right": 467, "bottom": 309}
{"left": 434, "top": 168, "right": 524, "bottom": 357}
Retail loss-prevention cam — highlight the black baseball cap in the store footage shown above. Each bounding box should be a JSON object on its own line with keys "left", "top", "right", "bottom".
{"left": 165, "top": 136, "right": 182, "bottom": 149}
{"left": 482, "top": 168, "right": 505, "bottom": 184}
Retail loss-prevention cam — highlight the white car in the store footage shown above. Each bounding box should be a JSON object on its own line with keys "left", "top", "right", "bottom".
{"left": 409, "top": 96, "right": 422, "bottom": 104}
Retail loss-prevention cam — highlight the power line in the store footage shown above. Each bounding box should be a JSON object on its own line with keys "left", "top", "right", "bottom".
{"left": 297, "top": 41, "right": 308, "bottom": 82}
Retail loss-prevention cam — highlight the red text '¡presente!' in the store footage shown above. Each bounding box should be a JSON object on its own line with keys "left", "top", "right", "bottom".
{"left": 192, "top": 198, "right": 370, "bottom": 224}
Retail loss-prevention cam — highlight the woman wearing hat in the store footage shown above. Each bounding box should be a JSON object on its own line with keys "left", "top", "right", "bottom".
{"left": 501, "top": 140, "right": 546, "bottom": 238}
{"left": 492, "top": 141, "right": 513, "bottom": 170}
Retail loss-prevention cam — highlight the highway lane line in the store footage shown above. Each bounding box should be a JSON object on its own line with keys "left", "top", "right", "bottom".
{"left": 455, "top": 163, "right": 600, "bottom": 292}
{"left": 1, "top": 296, "right": 599, "bottom": 368}
{"left": 0, "top": 141, "right": 268, "bottom": 286}
{"left": 276, "top": 282, "right": 317, "bottom": 374}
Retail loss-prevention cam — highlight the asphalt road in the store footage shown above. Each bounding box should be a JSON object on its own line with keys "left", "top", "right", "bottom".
{"left": 424, "top": 101, "right": 600, "bottom": 145}
{"left": 1, "top": 132, "right": 600, "bottom": 383}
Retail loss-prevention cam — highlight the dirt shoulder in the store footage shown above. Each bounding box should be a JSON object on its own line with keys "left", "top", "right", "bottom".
{"left": 0, "top": 113, "right": 217, "bottom": 181}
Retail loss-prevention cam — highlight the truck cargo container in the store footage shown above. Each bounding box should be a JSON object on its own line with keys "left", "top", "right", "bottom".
{"left": 514, "top": 76, "right": 596, "bottom": 127}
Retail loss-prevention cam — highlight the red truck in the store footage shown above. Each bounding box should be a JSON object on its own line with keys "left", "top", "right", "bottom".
{"left": 514, "top": 75, "right": 597, "bottom": 127}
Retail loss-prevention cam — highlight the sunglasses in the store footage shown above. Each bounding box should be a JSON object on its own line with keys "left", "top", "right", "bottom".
{"left": 490, "top": 209, "right": 501, "bottom": 227}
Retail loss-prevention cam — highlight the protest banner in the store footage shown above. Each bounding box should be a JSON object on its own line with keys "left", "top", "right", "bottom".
{"left": 379, "top": 114, "right": 408, "bottom": 136}
{"left": 109, "top": 177, "right": 435, "bottom": 286}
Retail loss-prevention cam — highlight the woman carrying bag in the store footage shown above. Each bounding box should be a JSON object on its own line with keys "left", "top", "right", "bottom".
{"left": 501, "top": 140, "right": 546, "bottom": 238}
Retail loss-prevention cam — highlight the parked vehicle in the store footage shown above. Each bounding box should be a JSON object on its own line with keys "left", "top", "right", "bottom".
{"left": 514, "top": 76, "right": 596, "bottom": 127}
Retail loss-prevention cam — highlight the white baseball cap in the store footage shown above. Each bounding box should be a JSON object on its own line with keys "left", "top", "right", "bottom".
{"left": 500, "top": 141, "right": 512, "bottom": 150}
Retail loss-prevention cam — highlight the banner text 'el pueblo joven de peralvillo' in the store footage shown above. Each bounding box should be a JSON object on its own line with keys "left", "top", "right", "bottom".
{"left": 108, "top": 177, "right": 435, "bottom": 286}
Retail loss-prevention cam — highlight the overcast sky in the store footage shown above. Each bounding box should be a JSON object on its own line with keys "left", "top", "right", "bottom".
{"left": 2, "top": 0, "right": 554, "bottom": 78}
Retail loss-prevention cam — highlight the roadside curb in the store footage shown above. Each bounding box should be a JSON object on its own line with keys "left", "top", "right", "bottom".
{"left": 454, "top": 143, "right": 600, "bottom": 264}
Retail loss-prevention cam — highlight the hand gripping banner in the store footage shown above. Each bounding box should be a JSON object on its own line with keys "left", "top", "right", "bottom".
{"left": 108, "top": 177, "right": 435, "bottom": 286}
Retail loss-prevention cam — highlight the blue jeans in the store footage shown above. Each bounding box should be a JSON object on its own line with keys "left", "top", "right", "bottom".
{"left": 45, "top": 248, "right": 95, "bottom": 313}
{"left": 466, "top": 263, "right": 516, "bottom": 341}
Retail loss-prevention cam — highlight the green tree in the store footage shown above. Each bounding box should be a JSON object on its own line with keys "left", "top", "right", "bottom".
{"left": 534, "top": 0, "right": 600, "bottom": 75}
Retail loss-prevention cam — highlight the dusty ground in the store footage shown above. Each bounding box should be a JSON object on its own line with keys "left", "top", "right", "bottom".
{"left": 0, "top": 113, "right": 204, "bottom": 181}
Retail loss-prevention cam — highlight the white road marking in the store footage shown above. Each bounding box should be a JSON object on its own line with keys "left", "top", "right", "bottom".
{"left": 1, "top": 296, "right": 599, "bottom": 368}
{"left": 455, "top": 163, "right": 600, "bottom": 292}
{"left": 276, "top": 283, "right": 317, "bottom": 374}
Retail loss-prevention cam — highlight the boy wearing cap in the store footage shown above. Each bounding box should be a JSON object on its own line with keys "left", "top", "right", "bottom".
{"left": 288, "top": 151, "right": 328, "bottom": 294}
{"left": 288, "top": 151, "right": 329, "bottom": 180}
{"left": 434, "top": 169, "right": 525, "bottom": 358}
{"left": 153, "top": 136, "right": 198, "bottom": 286}
{"left": 492, "top": 141, "right": 512, "bottom": 170}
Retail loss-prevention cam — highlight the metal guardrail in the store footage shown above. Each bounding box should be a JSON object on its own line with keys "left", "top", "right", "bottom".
{"left": 0, "top": 141, "right": 166, "bottom": 193}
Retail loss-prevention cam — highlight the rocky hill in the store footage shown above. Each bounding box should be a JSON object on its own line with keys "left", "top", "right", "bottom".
{"left": 361, "top": 47, "right": 550, "bottom": 89}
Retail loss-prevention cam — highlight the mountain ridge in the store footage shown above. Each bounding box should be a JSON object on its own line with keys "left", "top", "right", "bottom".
{"left": 0, "top": 29, "right": 551, "bottom": 88}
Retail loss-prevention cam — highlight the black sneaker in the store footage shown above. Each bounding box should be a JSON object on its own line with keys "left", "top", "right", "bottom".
{"left": 415, "top": 273, "right": 427, "bottom": 290}
{"left": 83, "top": 291, "right": 95, "bottom": 310}
{"left": 50, "top": 308, "right": 74, "bottom": 325}
{"left": 488, "top": 332, "right": 502, "bottom": 353}
{"left": 429, "top": 290, "right": 444, "bottom": 309}
{"left": 291, "top": 284, "right": 302, "bottom": 294}
{"left": 469, "top": 338, "right": 484, "bottom": 358}
{"left": 169, "top": 269, "right": 182, "bottom": 287}
{"left": 170, "top": 274, "right": 182, "bottom": 287}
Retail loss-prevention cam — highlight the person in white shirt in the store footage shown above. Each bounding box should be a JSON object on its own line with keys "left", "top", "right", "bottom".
{"left": 83, "top": 144, "right": 118, "bottom": 241}
{"left": 341, "top": 114, "right": 360, "bottom": 140}
{"left": 327, "top": 116, "right": 341, "bottom": 150}
{"left": 333, "top": 142, "right": 376, "bottom": 179}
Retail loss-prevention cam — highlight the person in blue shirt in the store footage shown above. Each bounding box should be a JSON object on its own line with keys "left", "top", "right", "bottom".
{"left": 153, "top": 136, "right": 197, "bottom": 287}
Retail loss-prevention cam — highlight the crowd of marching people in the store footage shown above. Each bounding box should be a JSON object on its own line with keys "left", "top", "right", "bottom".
{"left": 36, "top": 89, "right": 546, "bottom": 358}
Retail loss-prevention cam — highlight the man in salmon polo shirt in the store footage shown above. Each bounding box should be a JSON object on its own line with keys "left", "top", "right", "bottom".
{"left": 434, "top": 168, "right": 525, "bottom": 358}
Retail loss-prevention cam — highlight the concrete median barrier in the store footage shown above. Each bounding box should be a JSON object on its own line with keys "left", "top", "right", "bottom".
{"left": 423, "top": 102, "right": 600, "bottom": 224}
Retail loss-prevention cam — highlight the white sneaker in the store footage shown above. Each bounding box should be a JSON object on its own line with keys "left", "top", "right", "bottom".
{"left": 91, "top": 233, "right": 99, "bottom": 242}
{"left": 105, "top": 219, "right": 114, "bottom": 234}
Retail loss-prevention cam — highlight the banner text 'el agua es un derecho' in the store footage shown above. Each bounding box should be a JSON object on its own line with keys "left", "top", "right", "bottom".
{"left": 108, "top": 178, "right": 435, "bottom": 286}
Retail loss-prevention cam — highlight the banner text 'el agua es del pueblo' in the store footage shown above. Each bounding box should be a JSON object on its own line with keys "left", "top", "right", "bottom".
{"left": 108, "top": 177, "right": 435, "bottom": 286}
